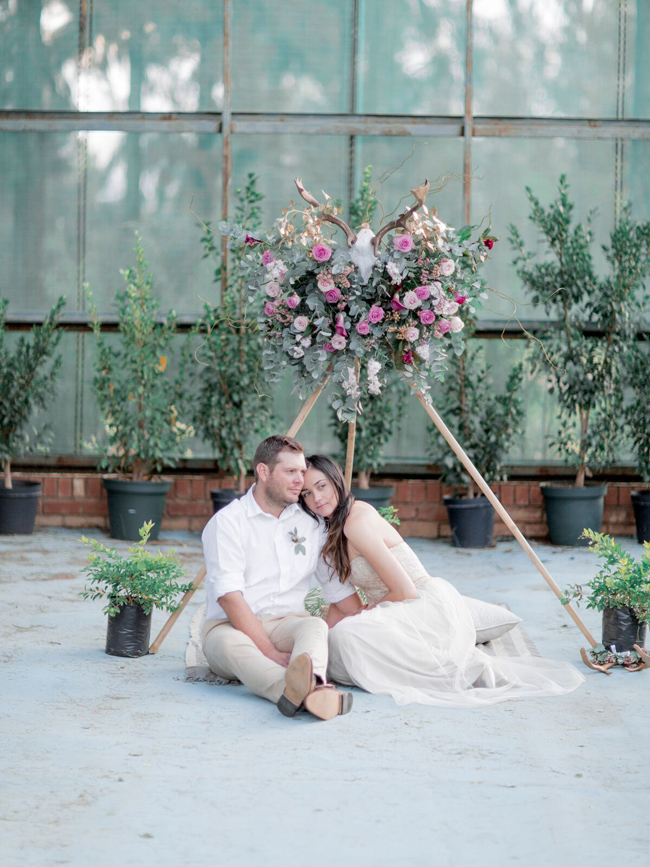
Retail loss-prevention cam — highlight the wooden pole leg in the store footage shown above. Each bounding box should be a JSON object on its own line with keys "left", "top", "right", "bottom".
{"left": 149, "top": 565, "right": 206, "bottom": 655}
{"left": 287, "top": 375, "right": 330, "bottom": 437}
{"left": 344, "top": 415, "right": 357, "bottom": 490}
{"left": 415, "top": 390, "right": 597, "bottom": 648}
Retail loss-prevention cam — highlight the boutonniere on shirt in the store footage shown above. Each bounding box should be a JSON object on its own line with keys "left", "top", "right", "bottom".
{"left": 289, "top": 527, "right": 306, "bottom": 555}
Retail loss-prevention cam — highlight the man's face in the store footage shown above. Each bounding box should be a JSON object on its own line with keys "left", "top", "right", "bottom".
{"left": 261, "top": 450, "right": 307, "bottom": 507}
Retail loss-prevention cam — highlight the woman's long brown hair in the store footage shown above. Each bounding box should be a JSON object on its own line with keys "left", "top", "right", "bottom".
{"left": 299, "top": 454, "right": 355, "bottom": 583}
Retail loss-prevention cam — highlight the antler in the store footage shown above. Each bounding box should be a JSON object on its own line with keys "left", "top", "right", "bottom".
{"left": 372, "top": 180, "right": 430, "bottom": 254}
{"left": 294, "top": 178, "right": 357, "bottom": 246}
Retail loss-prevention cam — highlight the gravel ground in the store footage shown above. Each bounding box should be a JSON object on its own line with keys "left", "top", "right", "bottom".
{"left": 1, "top": 528, "right": 649, "bottom": 867}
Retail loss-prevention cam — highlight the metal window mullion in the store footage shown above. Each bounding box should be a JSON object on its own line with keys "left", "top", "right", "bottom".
{"left": 463, "top": 0, "right": 473, "bottom": 226}
{"left": 221, "top": 0, "right": 232, "bottom": 292}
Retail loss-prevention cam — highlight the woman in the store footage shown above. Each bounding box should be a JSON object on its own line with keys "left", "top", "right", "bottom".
{"left": 300, "top": 455, "right": 584, "bottom": 707}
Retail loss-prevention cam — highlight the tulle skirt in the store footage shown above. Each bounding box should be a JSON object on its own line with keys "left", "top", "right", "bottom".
{"left": 328, "top": 576, "right": 584, "bottom": 707}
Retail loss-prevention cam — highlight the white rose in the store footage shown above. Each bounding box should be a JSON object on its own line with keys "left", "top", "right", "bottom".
{"left": 317, "top": 273, "right": 335, "bottom": 291}
{"left": 402, "top": 291, "right": 421, "bottom": 310}
{"left": 428, "top": 282, "right": 443, "bottom": 303}
{"left": 293, "top": 316, "right": 309, "bottom": 332}
{"left": 265, "top": 282, "right": 281, "bottom": 298}
{"left": 405, "top": 327, "right": 420, "bottom": 342}
{"left": 386, "top": 261, "right": 403, "bottom": 285}
{"left": 449, "top": 316, "right": 464, "bottom": 333}
{"left": 331, "top": 335, "right": 347, "bottom": 350}
{"left": 440, "top": 258, "right": 455, "bottom": 277}
{"left": 415, "top": 343, "right": 430, "bottom": 361}
{"left": 300, "top": 336, "right": 312, "bottom": 348}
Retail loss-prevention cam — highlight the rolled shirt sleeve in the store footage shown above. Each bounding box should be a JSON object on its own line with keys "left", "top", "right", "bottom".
{"left": 313, "top": 552, "right": 358, "bottom": 605}
{"left": 202, "top": 508, "right": 247, "bottom": 606}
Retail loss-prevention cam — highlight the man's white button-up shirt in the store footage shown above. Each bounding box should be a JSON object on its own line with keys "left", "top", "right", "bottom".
{"left": 202, "top": 486, "right": 356, "bottom": 621}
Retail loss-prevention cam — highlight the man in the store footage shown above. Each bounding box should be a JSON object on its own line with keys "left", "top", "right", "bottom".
{"left": 202, "top": 434, "right": 356, "bottom": 720}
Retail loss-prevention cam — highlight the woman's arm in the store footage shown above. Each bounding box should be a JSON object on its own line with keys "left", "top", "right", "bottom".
{"left": 325, "top": 592, "right": 365, "bottom": 628}
{"left": 344, "top": 507, "right": 419, "bottom": 605}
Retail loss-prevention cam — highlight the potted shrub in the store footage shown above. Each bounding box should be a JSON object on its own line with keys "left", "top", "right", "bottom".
{"left": 561, "top": 529, "right": 650, "bottom": 655}
{"left": 330, "top": 373, "right": 405, "bottom": 509}
{"left": 624, "top": 336, "right": 650, "bottom": 543}
{"left": 509, "top": 179, "right": 650, "bottom": 545}
{"left": 0, "top": 297, "right": 65, "bottom": 534}
{"left": 428, "top": 334, "right": 524, "bottom": 548}
{"left": 193, "top": 174, "right": 274, "bottom": 511}
{"left": 79, "top": 521, "right": 193, "bottom": 658}
{"left": 87, "top": 235, "right": 193, "bottom": 541}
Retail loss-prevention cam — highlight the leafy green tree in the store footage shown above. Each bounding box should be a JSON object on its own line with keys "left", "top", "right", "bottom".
{"left": 428, "top": 340, "right": 524, "bottom": 497}
{"left": 87, "top": 236, "right": 193, "bottom": 480}
{"left": 509, "top": 177, "right": 650, "bottom": 486}
{"left": 624, "top": 337, "right": 650, "bottom": 482}
{"left": 193, "top": 174, "right": 274, "bottom": 493}
{"left": 0, "top": 298, "right": 65, "bottom": 488}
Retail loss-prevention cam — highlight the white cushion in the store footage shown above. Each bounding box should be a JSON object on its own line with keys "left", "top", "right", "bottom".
{"left": 462, "top": 595, "right": 522, "bottom": 644}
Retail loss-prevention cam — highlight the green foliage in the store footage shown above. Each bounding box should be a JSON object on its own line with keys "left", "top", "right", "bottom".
{"left": 428, "top": 340, "right": 524, "bottom": 496}
{"left": 87, "top": 235, "right": 193, "bottom": 480}
{"left": 378, "top": 505, "right": 401, "bottom": 526}
{"left": 349, "top": 165, "right": 378, "bottom": 228}
{"left": 0, "top": 297, "right": 65, "bottom": 485}
{"left": 560, "top": 529, "right": 650, "bottom": 625}
{"left": 79, "top": 521, "right": 193, "bottom": 617}
{"left": 509, "top": 177, "right": 650, "bottom": 486}
{"left": 193, "top": 175, "right": 273, "bottom": 490}
{"left": 331, "top": 374, "right": 406, "bottom": 484}
{"left": 623, "top": 337, "right": 650, "bottom": 481}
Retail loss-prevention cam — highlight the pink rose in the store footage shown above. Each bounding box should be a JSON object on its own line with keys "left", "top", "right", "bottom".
{"left": 335, "top": 313, "right": 348, "bottom": 337}
{"left": 265, "top": 282, "right": 281, "bottom": 298}
{"left": 317, "top": 272, "right": 335, "bottom": 291}
{"left": 322, "top": 342, "right": 336, "bottom": 353}
{"left": 325, "top": 288, "right": 341, "bottom": 304}
{"left": 293, "top": 316, "right": 309, "bottom": 332}
{"left": 367, "top": 305, "right": 385, "bottom": 324}
{"left": 439, "top": 258, "right": 455, "bottom": 277}
{"left": 403, "top": 291, "right": 421, "bottom": 310}
{"left": 454, "top": 293, "right": 467, "bottom": 305}
{"left": 419, "top": 309, "right": 435, "bottom": 325}
{"left": 312, "top": 243, "right": 332, "bottom": 263}
{"left": 438, "top": 319, "right": 452, "bottom": 334}
{"left": 331, "top": 335, "right": 347, "bottom": 350}
{"left": 415, "top": 286, "right": 430, "bottom": 301}
{"left": 449, "top": 316, "right": 464, "bottom": 333}
{"left": 390, "top": 294, "right": 407, "bottom": 311}
{"left": 356, "top": 320, "right": 370, "bottom": 335}
{"left": 262, "top": 250, "right": 275, "bottom": 267}
{"left": 405, "top": 327, "right": 420, "bottom": 342}
{"left": 402, "top": 351, "right": 414, "bottom": 365}
{"left": 264, "top": 302, "right": 277, "bottom": 316}
{"left": 393, "top": 234, "right": 414, "bottom": 253}
{"left": 286, "top": 294, "right": 300, "bottom": 309}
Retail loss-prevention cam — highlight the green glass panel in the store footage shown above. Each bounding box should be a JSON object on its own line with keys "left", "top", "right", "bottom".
{"left": 471, "top": 138, "right": 616, "bottom": 320}
{"left": 88, "top": 1, "right": 223, "bottom": 111}
{"left": 231, "top": 0, "right": 353, "bottom": 112}
{"left": 84, "top": 132, "right": 221, "bottom": 313}
{"left": 359, "top": 0, "right": 466, "bottom": 115}
{"left": 0, "top": 1, "right": 79, "bottom": 110}
{"left": 0, "top": 131, "right": 77, "bottom": 309}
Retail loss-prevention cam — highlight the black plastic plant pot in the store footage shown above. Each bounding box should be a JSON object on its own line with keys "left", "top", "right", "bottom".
{"left": 541, "top": 484, "right": 607, "bottom": 546}
{"left": 351, "top": 486, "right": 395, "bottom": 511}
{"left": 443, "top": 495, "right": 495, "bottom": 548}
{"left": 210, "top": 489, "right": 241, "bottom": 513}
{"left": 105, "top": 603, "right": 152, "bottom": 658}
{"left": 602, "top": 606, "right": 646, "bottom": 653}
{"left": 631, "top": 491, "right": 650, "bottom": 544}
{"left": 103, "top": 478, "right": 171, "bottom": 541}
{"left": 0, "top": 481, "right": 42, "bottom": 535}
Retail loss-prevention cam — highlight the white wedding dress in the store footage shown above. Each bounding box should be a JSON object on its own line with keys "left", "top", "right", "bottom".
{"left": 328, "top": 541, "right": 584, "bottom": 707}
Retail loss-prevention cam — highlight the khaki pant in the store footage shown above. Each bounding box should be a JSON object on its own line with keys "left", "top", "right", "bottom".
{"left": 202, "top": 613, "right": 329, "bottom": 704}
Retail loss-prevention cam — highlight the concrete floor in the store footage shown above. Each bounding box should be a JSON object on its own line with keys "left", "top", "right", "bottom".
{"left": 1, "top": 527, "right": 649, "bottom": 867}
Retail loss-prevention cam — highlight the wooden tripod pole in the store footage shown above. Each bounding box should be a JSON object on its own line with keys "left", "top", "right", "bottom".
{"left": 149, "top": 378, "right": 331, "bottom": 654}
{"left": 415, "top": 391, "right": 597, "bottom": 648}
{"left": 345, "top": 415, "right": 357, "bottom": 490}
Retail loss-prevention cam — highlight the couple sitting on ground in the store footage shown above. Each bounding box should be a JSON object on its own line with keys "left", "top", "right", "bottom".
{"left": 201, "top": 435, "right": 584, "bottom": 720}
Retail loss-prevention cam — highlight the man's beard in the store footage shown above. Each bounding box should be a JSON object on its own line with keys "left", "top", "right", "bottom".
{"left": 264, "top": 476, "right": 298, "bottom": 509}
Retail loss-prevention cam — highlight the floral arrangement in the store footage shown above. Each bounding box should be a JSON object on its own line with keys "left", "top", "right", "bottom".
{"left": 224, "top": 179, "right": 497, "bottom": 421}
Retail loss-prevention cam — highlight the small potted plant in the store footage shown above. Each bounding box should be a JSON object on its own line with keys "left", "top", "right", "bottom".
{"left": 510, "top": 180, "right": 649, "bottom": 545}
{"left": 193, "top": 175, "right": 274, "bottom": 510}
{"left": 428, "top": 334, "right": 524, "bottom": 548}
{"left": 79, "top": 521, "right": 193, "bottom": 658}
{"left": 0, "top": 297, "right": 65, "bottom": 534}
{"left": 561, "top": 529, "right": 650, "bottom": 654}
{"left": 87, "top": 235, "right": 193, "bottom": 540}
{"left": 624, "top": 336, "right": 650, "bottom": 543}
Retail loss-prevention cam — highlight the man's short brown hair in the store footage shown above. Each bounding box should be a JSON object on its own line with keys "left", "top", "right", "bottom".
{"left": 252, "top": 435, "right": 304, "bottom": 481}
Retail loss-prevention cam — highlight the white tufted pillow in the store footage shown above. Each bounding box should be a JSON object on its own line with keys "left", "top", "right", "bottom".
{"left": 462, "top": 596, "right": 522, "bottom": 644}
